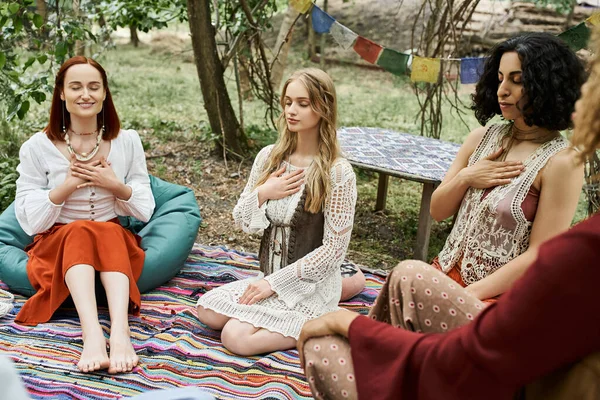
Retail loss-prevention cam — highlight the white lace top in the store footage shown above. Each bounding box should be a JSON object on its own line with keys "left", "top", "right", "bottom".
{"left": 15, "top": 130, "right": 155, "bottom": 236}
{"left": 438, "top": 124, "right": 569, "bottom": 285}
{"left": 197, "top": 145, "right": 357, "bottom": 339}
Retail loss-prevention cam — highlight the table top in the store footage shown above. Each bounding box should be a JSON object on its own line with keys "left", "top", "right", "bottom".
{"left": 338, "top": 126, "right": 461, "bottom": 184}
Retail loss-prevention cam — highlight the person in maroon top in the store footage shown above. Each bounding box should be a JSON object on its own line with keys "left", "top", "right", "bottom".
{"left": 296, "top": 33, "right": 600, "bottom": 400}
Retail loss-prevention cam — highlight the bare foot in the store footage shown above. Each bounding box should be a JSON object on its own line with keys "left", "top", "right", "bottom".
{"left": 78, "top": 328, "right": 110, "bottom": 373}
{"left": 108, "top": 327, "right": 138, "bottom": 374}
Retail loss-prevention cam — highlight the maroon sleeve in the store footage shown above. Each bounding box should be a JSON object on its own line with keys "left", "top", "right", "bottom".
{"left": 349, "top": 215, "right": 600, "bottom": 400}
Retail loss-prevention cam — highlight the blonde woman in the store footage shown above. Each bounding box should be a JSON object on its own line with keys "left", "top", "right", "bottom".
{"left": 196, "top": 69, "right": 357, "bottom": 356}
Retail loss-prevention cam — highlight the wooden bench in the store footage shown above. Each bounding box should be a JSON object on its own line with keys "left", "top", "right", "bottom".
{"left": 338, "top": 127, "right": 460, "bottom": 261}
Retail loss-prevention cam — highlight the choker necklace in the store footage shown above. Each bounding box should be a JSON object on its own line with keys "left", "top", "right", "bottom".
{"left": 65, "top": 131, "right": 102, "bottom": 162}
{"left": 511, "top": 124, "right": 558, "bottom": 144}
{"left": 69, "top": 128, "right": 98, "bottom": 136}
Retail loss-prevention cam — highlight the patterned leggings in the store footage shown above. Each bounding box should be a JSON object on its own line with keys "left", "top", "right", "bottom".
{"left": 303, "top": 260, "right": 486, "bottom": 400}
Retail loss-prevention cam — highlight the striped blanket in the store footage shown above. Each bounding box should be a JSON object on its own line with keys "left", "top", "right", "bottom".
{"left": 0, "top": 244, "right": 384, "bottom": 399}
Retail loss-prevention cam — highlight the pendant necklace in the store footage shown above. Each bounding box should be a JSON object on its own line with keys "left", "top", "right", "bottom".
{"left": 65, "top": 130, "right": 102, "bottom": 162}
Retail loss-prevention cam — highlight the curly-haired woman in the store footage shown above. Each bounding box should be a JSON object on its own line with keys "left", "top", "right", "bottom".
{"left": 297, "top": 32, "right": 590, "bottom": 399}
{"left": 195, "top": 68, "right": 357, "bottom": 356}
{"left": 429, "top": 32, "right": 586, "bottom": 301}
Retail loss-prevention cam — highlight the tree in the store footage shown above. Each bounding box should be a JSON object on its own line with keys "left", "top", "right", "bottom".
{"left": 186, "top": 0, "right": 281, "bottom": 157}
{"left": 409, "top": 0, "right": 481, "bottom": 138}
{"left": 270, "top": 4, "right": 299, "bottom": 91}
{"left": 99, "top": 0, "right": 187, "bottom": 47}
{"left": 187, "top": 0, "right": 248, "bottom": 157}
{"left": 0, "top": 0, "right": 96, "bottom": 121}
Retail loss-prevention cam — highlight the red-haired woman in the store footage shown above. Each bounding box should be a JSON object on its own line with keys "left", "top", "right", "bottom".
{"left": 14, "top": 56, "right": 154, "bottom": 374}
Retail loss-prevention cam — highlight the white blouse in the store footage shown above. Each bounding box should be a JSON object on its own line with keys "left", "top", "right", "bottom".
{"left": 15, "top": 129, "right": 155, "bottom": 236}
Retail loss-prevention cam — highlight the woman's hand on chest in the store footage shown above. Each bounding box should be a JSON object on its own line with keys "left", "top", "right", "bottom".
{"left": 258, "top": 165, "right": 305, "bottom": 204}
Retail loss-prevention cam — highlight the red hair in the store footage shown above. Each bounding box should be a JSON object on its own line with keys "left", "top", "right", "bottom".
{"left": 44, "top": 56, "right": 121, "bottom": 141}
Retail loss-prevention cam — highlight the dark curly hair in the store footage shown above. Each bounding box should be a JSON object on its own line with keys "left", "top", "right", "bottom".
{"left": 472, "top": 32, "right": 586, "bottom": 131}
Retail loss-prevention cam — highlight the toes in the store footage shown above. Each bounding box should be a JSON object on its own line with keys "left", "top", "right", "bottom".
{"left": 109, "top": 360, "right": 117, "bottom": 374}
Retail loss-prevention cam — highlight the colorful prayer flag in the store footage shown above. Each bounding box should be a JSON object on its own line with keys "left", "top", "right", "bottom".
{"left": 587, "top": 13, "right": 600, "bottom": 27}
{"left": 353, "top": 36, "right": 383, "bottom": 64}
{"left": 411, "top": 56, "right": 441, "bottom": 83}
{"left": 311, "top": 5, "right": 335, "bottom": 34}
{"left": 329, "top": 21, "right": 357, "bottom": 50}
{"left": 289, "top": 0, "right": 312, "bottom": 14}
{"left": 460, "top": 57, "right": 486, "bottom": 84}
{"left": 377, "top": 48, "right": 409, "bottom": 76}
{"left": 558, "top": 22, "right": 591, "bottom": 51}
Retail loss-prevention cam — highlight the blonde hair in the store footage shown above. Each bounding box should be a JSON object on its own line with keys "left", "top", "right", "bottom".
{"left": 572, "top": 28, "right": 600, "bottom": 163}
{"left": 255, "top": 68, "right": 340, "bottom": 213}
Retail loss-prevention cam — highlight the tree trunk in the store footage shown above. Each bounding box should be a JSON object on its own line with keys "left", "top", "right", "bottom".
{"left": 563, "top": 0, "right": 577, "bottom": 30}
{"left": 307, "top": 13, "right": 316, "bottom": 60}
{"left": 238, "top": 32, "right": 253, "bottom": 100}
{"left": 187, "top": 0, "right": 248, "bottom": 157}
{"left": 36, "top": 0, "right": 46, "bottom": 21}
{"left": 73, "top": 0, "right": 85, "bottom": 55}
{"left": 270, "top": 4, "right": 299, "bottom": 91}
{"left": 130, "top": 24, "right": 140, "bottom": 47}
{"left": 238, "top": 55, "right": 253, "bottom": 100}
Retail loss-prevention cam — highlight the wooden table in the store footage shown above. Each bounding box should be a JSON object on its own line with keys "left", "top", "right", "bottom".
{"left": 338, "top": 127, "right": 460, "bottom": 261}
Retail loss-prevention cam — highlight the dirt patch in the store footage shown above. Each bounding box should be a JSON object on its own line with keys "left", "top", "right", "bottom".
{"left": 149, "top": 32, "right": 194, "bottom": 63}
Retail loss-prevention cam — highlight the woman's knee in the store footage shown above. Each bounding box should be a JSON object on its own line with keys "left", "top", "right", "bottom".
{"left": 196, "top": 306, "right": 229, "bottom": 330}
{"left": 220, "top": 320, "right": 256, "bottom": 355}
{"left": 391, "top": 260, "right": 431, "bottom": 283}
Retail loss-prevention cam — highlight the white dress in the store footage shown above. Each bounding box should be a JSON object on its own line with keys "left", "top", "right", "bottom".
{"left": 197, "top": 145, "right": 357, "bottom": 339}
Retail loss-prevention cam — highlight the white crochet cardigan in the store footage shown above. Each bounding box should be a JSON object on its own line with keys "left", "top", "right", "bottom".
{"left": 197, "top": 145, "right": 357, "bottom": 339}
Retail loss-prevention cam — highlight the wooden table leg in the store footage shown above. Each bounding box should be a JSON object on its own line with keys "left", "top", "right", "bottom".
{"left": 413, "top": 182, "right": 436, "bottom": 261}
{"left": 375, "top": 173, "right": 389, "bottom": 212}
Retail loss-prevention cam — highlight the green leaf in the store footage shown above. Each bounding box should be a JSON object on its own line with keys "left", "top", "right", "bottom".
{"left": 31, "top": 91, "right": 46, "bottom": 104}
{"left": 13, "top": 16, "right": 22, "bottom": 33}
{"left": 17, "top": 100, "right": 30, "bottom": 120}
{"left": 33, "top": 13, "right": 43, "bottom": 28}
{"left": 24, "top": 56, "right": 36, "bottom": 69}
{"left": 0, "top": 16, "right": 7, "bottom": 29}
{"left": 7, "top": 101, "right": 20, "bottom": 121}
{"left": 55, "top": 41, "right": 68, "bottom": 58}
{"left": 8, "top": 3, "right": 19, "bottom": 15}
{"left": 0, "top": 52, "right": 5, "bottom": 70}
{"left": 37, "top": 54, "right": 47, "bottom": 64}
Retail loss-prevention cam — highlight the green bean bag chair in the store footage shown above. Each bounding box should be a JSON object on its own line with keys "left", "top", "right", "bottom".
{"left": 0, "top": 175, "right": 201, "bottom": 297}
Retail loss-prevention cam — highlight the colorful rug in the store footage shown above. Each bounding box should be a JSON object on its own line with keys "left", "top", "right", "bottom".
{"left": 0, "top": 244, "right": 384, "bottom": 399}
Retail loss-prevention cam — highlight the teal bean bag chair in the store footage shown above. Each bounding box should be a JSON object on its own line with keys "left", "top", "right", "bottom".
{"left": 0, "top": 175, "right": 201, "bottom": 297}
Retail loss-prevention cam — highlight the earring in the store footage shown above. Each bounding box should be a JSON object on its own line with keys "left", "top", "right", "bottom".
{"left": 101, "top": 108, "right": 106, "bottom": 135}
{"left": 61, "top": 101, "right": 66, "bottom": 134}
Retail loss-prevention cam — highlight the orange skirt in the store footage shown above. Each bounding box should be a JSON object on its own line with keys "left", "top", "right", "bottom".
{"left": 431, "top": 257, "right": 498, "bottom": 304}
{"left": 15, "top": 219, "right": 145, "bottom": 326}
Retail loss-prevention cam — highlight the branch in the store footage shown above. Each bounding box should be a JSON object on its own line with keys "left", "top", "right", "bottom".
{"left": 270, "top": 11, "right": 303, "bottom": 70}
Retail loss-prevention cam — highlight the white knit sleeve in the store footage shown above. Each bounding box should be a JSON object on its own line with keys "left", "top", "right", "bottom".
{"left": 114, "top": 130, "right": 155, "bottom": 222}
{"left": 265, "top": 160, "right": 357, "bottom": 308}
{"left": 232, "top": 145, "right": 274, "bottom": 234}
{"left": 15, "top": 138, "right": 63, "bottom": 236}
